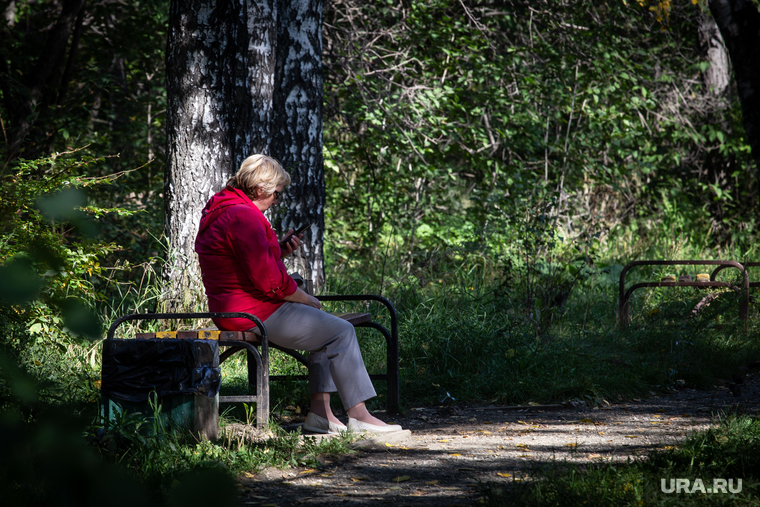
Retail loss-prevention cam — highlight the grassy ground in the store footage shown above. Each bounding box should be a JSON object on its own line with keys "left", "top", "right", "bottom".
{"left": 4, "top": 236, "right": 760, "bottom": 504}
{"left": 480, "top": 415, "right": 760, "bottom": 506}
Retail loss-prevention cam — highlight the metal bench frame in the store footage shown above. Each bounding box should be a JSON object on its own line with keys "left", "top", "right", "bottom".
{"left": 105, "top": 295, "right": 399, "bottom": 428}
{"left": 619, "top": 260, "right": 750, "bottom": 327}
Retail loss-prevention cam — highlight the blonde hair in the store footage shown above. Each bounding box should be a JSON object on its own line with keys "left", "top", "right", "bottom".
{"left": 226, "top": 154, "right": 291, "bottom": 198}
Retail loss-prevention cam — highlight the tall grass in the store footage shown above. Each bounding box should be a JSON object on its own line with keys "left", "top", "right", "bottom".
{"left": 5, "top": 215, "right": 760, "bottom": 502}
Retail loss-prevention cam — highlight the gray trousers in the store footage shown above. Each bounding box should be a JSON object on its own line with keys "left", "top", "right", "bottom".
{"left": 260, "top": 302, "right": 376, "bottom": 410}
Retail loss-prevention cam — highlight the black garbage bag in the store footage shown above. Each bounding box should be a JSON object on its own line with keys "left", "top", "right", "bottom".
{"left": 101, "top": 339, "right": 221, "bottom": 402}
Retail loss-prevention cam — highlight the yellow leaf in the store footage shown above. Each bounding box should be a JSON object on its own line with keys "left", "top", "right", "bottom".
{"left": 394, "top": 476, "right": 410, "bottom": 482}
{"left": 449, "top": 453, "right": 462, "bottom": 457}
{"left": 497, "top": 473, "right": 512, "bottom": 478}
{"left": 425, "top": 480, "right": 439, "bottom": 485}
{"left": 625, "top": 435, "right": 638, "bottom": 438}
{"left": 580, "top": 418, "right": 594, "bottom": 423}
{"left": 351, "top": 477, "right": 368, "bottom": 482}
{"left": 300, "top": 469, "right": 316, "bottom": 475}
{"left": 517, "top": 420, "right": 528, "bottom": 425}
{"left": 385, "top": 443, "right": 395, "bottom": 447}
{"left": 438, "top": 439, "right": 450, "bottom": 443}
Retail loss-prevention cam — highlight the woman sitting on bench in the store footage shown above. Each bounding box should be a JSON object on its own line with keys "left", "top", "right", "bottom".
{"left": 195, "top": 154, "right": 401, "bottom": 434}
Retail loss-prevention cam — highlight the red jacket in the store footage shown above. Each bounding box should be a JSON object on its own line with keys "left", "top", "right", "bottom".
{"left": 195, "top": 187, "right": 297, "bottom": 330}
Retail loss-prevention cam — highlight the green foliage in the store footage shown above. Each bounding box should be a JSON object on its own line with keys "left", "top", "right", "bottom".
{"left": 323, "top": 0, "right": 756, "bottom": 273}
{"left": 0, "top": 152, "right": 142, "bottom": 403}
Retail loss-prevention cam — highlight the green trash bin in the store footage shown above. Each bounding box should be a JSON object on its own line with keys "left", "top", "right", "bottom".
{"left": 100, "top": 338, "right": 221, "bottom": 439}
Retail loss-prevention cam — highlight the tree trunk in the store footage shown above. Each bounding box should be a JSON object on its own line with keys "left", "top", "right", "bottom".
{"left": 1, "top": 0, "right": 85, "bottom": 161}
{"left": 708, "top": 0, "right": 760, "bottom": 172}
{"left": 698, "top": 9, "right": 730, "bottom": 100}
{"left": 165, "top": 0, "right": 244, "bottom": 309}
{"left": 271, "top": 0, "right": 326, "bottom": 290}
{"left": 165, "top": 0, "right": 325, "bottom": 309}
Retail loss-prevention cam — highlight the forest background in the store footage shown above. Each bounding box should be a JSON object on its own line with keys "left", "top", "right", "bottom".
{"left": 2, "top": 0, "right": 760, "bottom": 504}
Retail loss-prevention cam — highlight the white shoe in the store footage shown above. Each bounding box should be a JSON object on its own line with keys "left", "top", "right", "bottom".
{"left": 347, "top": 417, "right": 403, "bottom": 434}
{"left": 303, "top": 412, "right": 347, "bottom": 434}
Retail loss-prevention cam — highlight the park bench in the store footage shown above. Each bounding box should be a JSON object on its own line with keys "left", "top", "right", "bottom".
{"left": 618, "top": 260, "right": 753, "bottom": 326}
{"left": 103, "top": 294, "right": 399, "bottom": 435}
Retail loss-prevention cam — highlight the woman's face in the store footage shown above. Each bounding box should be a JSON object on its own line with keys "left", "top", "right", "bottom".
{"left": 253, "top": 184, "right": 284, "bottom": 212}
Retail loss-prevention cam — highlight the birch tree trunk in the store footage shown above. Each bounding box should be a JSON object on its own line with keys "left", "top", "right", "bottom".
{"left": 708, "top": 0, "right": 760, "bottom": 172}
{"left": 698, "top": 9, "right": 730, "bottom": 101}
{"left": 165, "top": 0, "right": 325, "bottom": 309}
{"left": 271, "top": 0, "right": 326, "bottom": 290}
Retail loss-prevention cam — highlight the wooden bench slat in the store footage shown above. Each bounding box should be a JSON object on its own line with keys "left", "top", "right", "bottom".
{"left": 333, "top": 312, "right": 372, "bottom": 326}
{"left": 134, "top": 312, "right": 371, "bottom": 341}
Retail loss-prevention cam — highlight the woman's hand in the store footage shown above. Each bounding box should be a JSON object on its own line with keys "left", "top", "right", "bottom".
{"left": 279, "top": 229, "right": 303, "bottom": 258}
{"left": 284, "top": 287, "right": 321, "bottom": 309}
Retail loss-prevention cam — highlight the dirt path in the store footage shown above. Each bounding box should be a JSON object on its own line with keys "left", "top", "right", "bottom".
{"left": 236, "top": 376, "right": 760, "bottom": 506}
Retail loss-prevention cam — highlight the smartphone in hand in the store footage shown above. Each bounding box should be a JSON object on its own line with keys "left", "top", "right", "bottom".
{"left": 280, "top": 223, "right": 310, "bottom": 248}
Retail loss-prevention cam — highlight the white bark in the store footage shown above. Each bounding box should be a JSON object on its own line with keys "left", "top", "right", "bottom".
{"left": 165, "top": 0, "right": 326, "bottom": 308}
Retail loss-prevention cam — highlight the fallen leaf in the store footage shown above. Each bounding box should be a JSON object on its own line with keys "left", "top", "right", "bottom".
{"left": 425, "top": 480, "right": 439, "bottom": 485}
{"left": 497, "top": 473, "right": 512, "bottom": 478}
{"left": 394, "top": 475, "right": 411, "bottom": 482}
{"left": 580, "top": 418, "right": 594, "bottom": 423}
{"left": 438, "top": 439, "right": 450, "bottom": 443}
{"left": 625, "top": 435, "right": 638, "bottom": 438}
{"left": 300, "top": 469, "right": 316, "bottom": 475}
{"left": 387, "top": 486, "right": 402, "bottom": 490}
{"left": 351, "top": 477, "right": 368, "bottom": 482}
{"left": 482, "top": 421, "right": 493, "bottom": 424}
{"left": 449, "top": 453, "right": 462, "bottom": 457}
{"left": 385, "top": 443, "right": 395, "bottom": 447}
{"left": 517, "top": 420, "right": 529, "bottom": 425}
